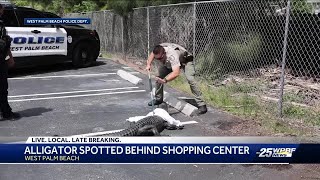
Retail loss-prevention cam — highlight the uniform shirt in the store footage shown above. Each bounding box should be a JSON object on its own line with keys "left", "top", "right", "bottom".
{"left": 0, "top": 16, "right": 8, "bottom": 62}
{"left": 160, "top": 43, "right": 188, "bottom": 69}
{"left": 0, "top": 16, "right": 6, "bottom": 37}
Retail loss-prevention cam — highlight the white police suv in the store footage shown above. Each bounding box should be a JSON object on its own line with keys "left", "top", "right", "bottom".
{"left": 2, "top": 3, "right": 100, "bottom": 68}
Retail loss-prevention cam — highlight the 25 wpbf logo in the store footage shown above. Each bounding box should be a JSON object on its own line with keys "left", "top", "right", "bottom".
{"left": 257, "top": 148, "right": 296, "bottom": 157}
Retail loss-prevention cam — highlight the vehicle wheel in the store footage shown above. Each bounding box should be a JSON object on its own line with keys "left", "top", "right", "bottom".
{"left": 72, "top": 42, "right": 95, "bottom": 68}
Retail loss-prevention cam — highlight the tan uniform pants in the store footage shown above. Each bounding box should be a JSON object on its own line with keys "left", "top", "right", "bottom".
{"left": 155, "top": 61, "right": 206, "bottom": 107}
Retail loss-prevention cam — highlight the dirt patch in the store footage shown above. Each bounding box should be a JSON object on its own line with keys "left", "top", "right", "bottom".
{"left": 194, "top": 115, "right": 269, "bottom": 136}
{"left": 210, "top": 120, "right": 241, "bottom": 131}
{"left": 105, "top": 55, "right": 149, "bottom": 76}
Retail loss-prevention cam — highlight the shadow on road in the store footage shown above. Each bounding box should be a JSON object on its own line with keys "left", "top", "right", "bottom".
{"left": 16, "top": 107, "right": 53, "bottom": 118}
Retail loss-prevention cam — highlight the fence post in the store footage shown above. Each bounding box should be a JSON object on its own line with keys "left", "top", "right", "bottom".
{"left": 192, "top": 2, "right": 196, "bottom": 70}
{"left": 278, "top": 0, "right": 291, "bottom": 118}
{"left": 147, "top": 7, "right": 150, "bottom": 56}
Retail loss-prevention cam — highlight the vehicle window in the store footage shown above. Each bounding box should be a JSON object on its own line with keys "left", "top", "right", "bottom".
{"left": 2, "top": 9, "right": 19, "bottom": 27}
{"left": 44, "top": 13, "right": 61, "bottom": 18}
{"left": 16, "top": 9, "right": 47, "bottom": 27}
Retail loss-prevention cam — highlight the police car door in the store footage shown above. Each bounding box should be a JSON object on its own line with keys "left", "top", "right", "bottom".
{"left": 2, "top": 8, "right": 29, "bottom": 57}
{"left": 15, "top": 8, "right": 67, "bottom": 57}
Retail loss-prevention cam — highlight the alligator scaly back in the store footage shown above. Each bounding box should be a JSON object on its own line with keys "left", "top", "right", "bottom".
{"left": 102, "top": 115, "right": 167, "bottom": 136}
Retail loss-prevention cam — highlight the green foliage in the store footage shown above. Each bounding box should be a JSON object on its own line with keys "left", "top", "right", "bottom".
{"left": 292, "top": 0, "right": 313, "bottom": 14}
{"left": 283, "top": 104, "right": 307, "bottom": 118}
{"left": 167, "top": 76, "right": 192, "bottom": 94}
{"left": 196, "top": 33, "right": 262, "bottom": 81}
{"left": 107, "top": 0, "right": 136, "bottom": 16}
{"left": 226, "top": 82, "right": 261, "bottom": 94}
{"left": 11, "top": 0, "right": 30, "bottom": 7}
{"left": 100, "top": 4, "right": 109, "bottom": 11}
{"left": 12, "top": 0, "right": 52, "bottom": 8}
{"left": 226, "top": 34, "right": 262, "bottom": 67}
{"left": 11, "top": 0, "right": 315, "bottom": 18}
{"left": 283, "top": 92, "right": 305, "bottom": 104}
{"left": 73, "top": 1, "right": 98, "bottom": 13}
{"left": 195, "top": 49, "right": 222, "bottom": 81}
{"left": 135, "top": 0, "right": 196, "bottom": 7}
{"left": 12, "top": 0, "right": 197, "bottom": 16}
{"left": 12, "top": 0, "right": 101, "bottom": 14}
{"left": 169, "top": 76, "right": 320, "bottom": 135}
{"left": 281, "top": 104, "right": 320, "bottom": 126}
{"left": 169, "top": 76, "right": 260, "bottom": 117}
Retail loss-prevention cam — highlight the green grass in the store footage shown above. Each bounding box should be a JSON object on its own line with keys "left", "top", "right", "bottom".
{"left": 167, "top": 76, "right": 192, "bottom": 94}
{"left": 200, "top": 84, "right": 261, "bottom": 119}
{"left": 169, "top": 76, "right": 260, "bottom": 118}
{"left": 283, "top": 105, "right": 320, "bottom": 126}
{"left": 168, "top": 75, "right": 320, "bottom": 135}
{"left": 283, "top": 92, "right": 306, "bottom": 104}
{"left": 102, "top": 53, "right": 113, "bottom": 59}
{"left": 272, "top": 120, "right": 301, "bottom": 135}
{"left": 283, "top": 105, "right": 308, "bottom": 118}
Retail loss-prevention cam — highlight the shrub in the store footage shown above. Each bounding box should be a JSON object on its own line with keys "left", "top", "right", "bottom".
{"left": 195, "top": 33, "right": 262, "bottom": 80}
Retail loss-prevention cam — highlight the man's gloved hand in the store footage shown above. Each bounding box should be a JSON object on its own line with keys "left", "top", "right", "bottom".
{"left": 155, "top": 76, "right": 167, "bottom": 84}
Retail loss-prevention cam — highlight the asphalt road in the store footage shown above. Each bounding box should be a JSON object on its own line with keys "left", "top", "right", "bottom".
{"left": 0, "top": 58, "right": 316, "bottom": 180}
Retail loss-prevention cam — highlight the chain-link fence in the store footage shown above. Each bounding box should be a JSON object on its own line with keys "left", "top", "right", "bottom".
{"left": 65, "top": 0, "right": 320, "bottom": 127}
{"left": 64, "top": 10, "right": 124, "bottom": 57}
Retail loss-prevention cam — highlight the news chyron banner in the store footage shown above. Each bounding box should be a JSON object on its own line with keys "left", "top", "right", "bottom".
{"left": 0, "top": 137, "right": 319, "bottom": 164}
{"left": 24, "top": 18, "right": 91, "bottom": 25}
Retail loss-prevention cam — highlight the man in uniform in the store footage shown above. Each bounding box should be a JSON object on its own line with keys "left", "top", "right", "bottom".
{"left": 145, "top": 43, "right": 207, "bottom": 116}
{"left": 0, "top": 4, "right": 20, "bottom": 120}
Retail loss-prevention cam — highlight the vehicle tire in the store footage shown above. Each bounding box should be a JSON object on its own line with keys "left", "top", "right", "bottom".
{"left": 72, "top": 42, "right": 96, "bottom": 68}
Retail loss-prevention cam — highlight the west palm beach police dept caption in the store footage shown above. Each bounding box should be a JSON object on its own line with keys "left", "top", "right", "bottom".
{"left": 25, "top": 19, "right": 89, "bottom": 24}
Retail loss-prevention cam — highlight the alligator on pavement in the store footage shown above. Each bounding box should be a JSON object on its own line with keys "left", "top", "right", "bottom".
{"left": 101, "top": 115, "right": 184, "bottom": 136}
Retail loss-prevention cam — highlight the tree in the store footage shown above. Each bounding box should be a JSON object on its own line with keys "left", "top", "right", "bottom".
{"left": 107, "top": 0, "right": 136, "bottom": 16}
{"left": 11, "top": 0, "right": 197, "bottom": 15}
{"left": 292, "top": 0, "right": 313, "bottom": 14}
{"left": 107, "top": 0, "right": 196, "bottom": 16}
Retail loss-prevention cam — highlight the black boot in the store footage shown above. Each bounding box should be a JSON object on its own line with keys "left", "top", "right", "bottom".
{"left": 2, "top": 112, "right": 21, "bottom": 121}
{"left": 148, "top": 99, "right": 163, "bottom": 106}
{"left": 198, "top": 105, "right": 207, "bottom": 114}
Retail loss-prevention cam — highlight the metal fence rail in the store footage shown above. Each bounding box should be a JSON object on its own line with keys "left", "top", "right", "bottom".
{"left": 64, "top": 0, "right": 320, "bottom": 122}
